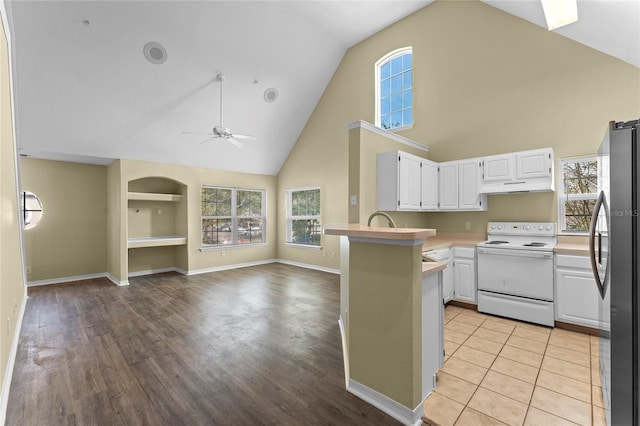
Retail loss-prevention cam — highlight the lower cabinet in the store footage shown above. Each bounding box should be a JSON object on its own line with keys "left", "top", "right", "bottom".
{"left": 555, "top": 254, "right": 609, "bottom": 330}
{"left": 429, "top": 248, "right": 453, "bottom": 303}
{"left": 453, "top": 247, "right": 477, "bottom": 303}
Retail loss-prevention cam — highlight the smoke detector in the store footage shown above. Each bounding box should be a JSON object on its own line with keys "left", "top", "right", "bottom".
{"left": 263, "top": 88, "right": 278, "bottom": 103}
{"left": 143, "top": 42, "right": 167, "bottom": 65}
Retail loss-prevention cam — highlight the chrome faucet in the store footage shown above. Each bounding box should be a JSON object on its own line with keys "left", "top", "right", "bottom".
{"left": 367, "top": 211, "right": 397, "bottom": 228}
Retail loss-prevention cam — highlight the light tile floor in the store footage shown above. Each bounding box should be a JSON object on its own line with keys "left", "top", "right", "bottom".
{"left": 423, "top": 305, "right": 606, "bottom": 426}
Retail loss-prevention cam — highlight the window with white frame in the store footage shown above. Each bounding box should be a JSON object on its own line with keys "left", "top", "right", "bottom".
{"left": 558, "top": 157, "right": 600, "bottom": 233}
{"left": 375, "top": 47, "right": 413, "bottom": 130}
{"left": 286, "top": 188, "right": 321, "bottom": 247}
{"left": 201, "top": 186, "right": 266, "bottom": 247}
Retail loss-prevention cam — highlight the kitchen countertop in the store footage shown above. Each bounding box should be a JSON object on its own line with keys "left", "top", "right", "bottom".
{"left": 554, "top": 235, "right": 589, "bottom": 255}
{"left": 323, "top": 223, "right": 436, "bottom": 240}
{"left": 422, "top": 260, "right": 446, "bottom": 276}
{"left": 422, "top": 232, "right": 486, "bottom": 251}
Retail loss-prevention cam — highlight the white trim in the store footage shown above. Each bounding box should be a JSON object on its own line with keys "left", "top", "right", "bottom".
{"left": 338, "top": 316, "right": 349, "bottom": 388}
{"left": 284, "top": 242, "right": 322, "bottom": 250}
{"left": 275, "top": 259, "right": 339, "bottom": 275}
{"left": 185, "top": 259, "right": 276, "bottom": 276}
{"left": 106, "top": 273, "right": 129, "bottom": 286}
{"left": 0, "top": 287, "right": 27, "bottom": 426}
{"left": 200, "top": 242, "right": 267, "bottom": 252}
{"left": 128, "top": 267, "right": 182, "bottom": 278}
{"left": 347, "top": 379, "right": 425, "bottom": 426}
{"left": 346, "top": 120, "right": 428, "bottom": 153}
{"left": 27, "top": 272, "right": 108, "bottom": 287}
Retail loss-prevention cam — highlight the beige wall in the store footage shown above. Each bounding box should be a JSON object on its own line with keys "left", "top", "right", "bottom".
{"left": 21, "top": 158, "right": 108, "bottom": 282}
{"left": 277, "top": 0, "right": 640, "bottom": 268}
{"left": 0, "top": 13, "right": 26, "bottom": 411}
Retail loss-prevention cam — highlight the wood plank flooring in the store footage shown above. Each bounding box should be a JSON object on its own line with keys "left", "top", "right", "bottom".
{"left": 6, "top": 264, "right": 398, "bottom": 425}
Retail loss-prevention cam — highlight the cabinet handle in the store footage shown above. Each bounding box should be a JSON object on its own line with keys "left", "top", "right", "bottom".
{"left": 504, "top": 181, "right": 526, "bottom": 185}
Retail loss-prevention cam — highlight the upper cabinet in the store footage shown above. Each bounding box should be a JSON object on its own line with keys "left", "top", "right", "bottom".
{"left": 438, "top": 161, "right": 458, "bottom": 210}
{"left": 377, "top": 151, "right": 422, "bottom": 211}
{"left": 421, "top": 159, "right": 439, "bottom": 211}
{"left": 438, "top": 159, "right": 487, "bottom": 211}
{"left": 480, "top": 148, "right": 554, "bottom": 194}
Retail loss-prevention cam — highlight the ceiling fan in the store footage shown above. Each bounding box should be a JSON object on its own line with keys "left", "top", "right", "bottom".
{"left": 183, "top": 74, "right": 256, "bottom": 148}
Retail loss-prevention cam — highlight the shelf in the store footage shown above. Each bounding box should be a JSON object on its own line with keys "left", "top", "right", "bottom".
{"left": 127, "top": 192, "right": 182, "bottom": 202}
{"left": 128, "top": 236, "right": 187, "bottom": 249}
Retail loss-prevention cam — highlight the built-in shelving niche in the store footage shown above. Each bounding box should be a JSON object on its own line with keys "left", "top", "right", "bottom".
{"left": 127, "top": 177, "right": 188, "bottom": 276}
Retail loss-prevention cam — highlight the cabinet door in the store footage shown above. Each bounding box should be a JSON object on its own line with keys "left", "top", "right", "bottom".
{"left": 398, "top": 152, "right": 421, "bottom": 210}
{"left": 439, "top": 162, "right": 458, "bottom": 210}
{"left": 421, "top": 159, "right": 439, "bottom": 211}
{"left": 442, "top": 258, "right": 454, "bottom": 303}
{"left": 556, "top": 268, "right": 610, "bottom": 330}
{"left": 454, "top": 258, "right": 476, "bottom": 303}
{"left": 458, "top": 159, "right": 483, "bottom": 210}
{"left": 483, "top": 154, "right": 514, "bottom": 182}
{"left": 516, "top": 149, "right": 552, "bottom": 179}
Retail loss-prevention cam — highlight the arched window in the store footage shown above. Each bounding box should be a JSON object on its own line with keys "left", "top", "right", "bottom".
{"left": 21, "top": 191, "right": 43, "bottom": 230}
{"left": 375, "top": 47, "right": 412, "bottom": 130}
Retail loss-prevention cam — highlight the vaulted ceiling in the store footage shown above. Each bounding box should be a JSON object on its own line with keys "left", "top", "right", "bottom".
{"left": 4, "top": 1, "right": 639, "bottom": 176}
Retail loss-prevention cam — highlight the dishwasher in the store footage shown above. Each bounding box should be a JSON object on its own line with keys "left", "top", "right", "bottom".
{"left": 423, "top": 248, "right": 453, "bottom": 303}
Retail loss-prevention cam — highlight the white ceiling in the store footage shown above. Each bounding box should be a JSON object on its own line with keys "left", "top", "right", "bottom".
{"left": 5, "top": 0, "right": 639, "bottom": 176}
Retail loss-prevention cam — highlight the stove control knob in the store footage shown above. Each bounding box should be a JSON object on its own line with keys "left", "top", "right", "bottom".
{"left": 546, "top": 225, "right": 552, "bottom": 231}
{"left": 525, "top": 225, "right": 531, "bottom": 230}
{"left": 497, "top": 225, "right": 503, "bottom": 230}
{"left": 538, "top": 225, "right": 544, "bottom": 230}
{"left": 490, "top": 224, "right": 495, "bottom": 230}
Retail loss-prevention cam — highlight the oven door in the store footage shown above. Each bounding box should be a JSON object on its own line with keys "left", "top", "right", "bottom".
{"left": 477, "top": 247, "right": 554, "bottom": 300}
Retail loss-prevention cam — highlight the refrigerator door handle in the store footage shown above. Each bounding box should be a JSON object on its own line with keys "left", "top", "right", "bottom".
{"left": 589, "top": 190, "right": 610, "bottom": 299}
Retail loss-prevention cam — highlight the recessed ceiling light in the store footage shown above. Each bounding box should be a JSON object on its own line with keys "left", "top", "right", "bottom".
{"left": 143, "top": 42, "right": 167, "bottom": 65}
{"left": 264, "top": 88, "right": 278, "bottom": 103}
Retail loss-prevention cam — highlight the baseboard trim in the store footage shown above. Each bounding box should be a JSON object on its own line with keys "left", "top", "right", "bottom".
{"left": 27, "top": 272, "right": 108, "bottom": 287}
{"left": 555, "top": 320, "right": 600, "bottom": 336}
{"left": 347, "top": 379, "right": 425, "bottom": 426}
{"left": 447, "top": 300, "right": 478, "bottom": 310}
{"left": 128, "top": 267, "right": 180, "bottom": 278}
{"left": 106, "top": 273, "right": 129, "bottom": 286}
{"left": 186, "top": 259, "right": 276, "bottom": 276}
{"left": 0, "top": 286, "right": 27, "bottom": 425}
{"left": 275, "top": 259, "right": 339, "bottom": 275}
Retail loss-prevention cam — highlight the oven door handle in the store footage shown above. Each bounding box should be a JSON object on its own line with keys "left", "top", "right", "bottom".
{"left": 477, "top": 247, "right": 553, "bottom": 258}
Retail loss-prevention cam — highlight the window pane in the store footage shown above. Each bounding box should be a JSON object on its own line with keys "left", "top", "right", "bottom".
{"left": 291, "top": 219, "right": 321, "bottom": 246}
{"left": 237, "top": 218, "right": 263, "bottom": 244}
{"left": 391, "top": 74, "right": 402, "bottom": 94}
{"left": 201, "top": 187, "right": 231, "bottom": 216}
{"left": 237, "top": 190, "right": 262, "bottom": 217}
{"left": 402, "top": 90, "right": 412, "bottom": 109}
{"left": 391, "top": 93, "right": 403, "bottom": 112}
{"left": 564, "top": 161, "right": 598, "bottom": 194}
{"left": 202, "top": 218, "right": 232, "bottom": 245}
{"left": 380, "top": 96, "right": 390, "bottom": 115}
{"left": 380, "top": 78, "right": 390, "bottom": 98}
{"left": 391, "top": 111, "right": 402, "bottom": 129}
{"left": 403, "top": 53, "right": 412, "bottom": 71}
{"left": 291, "top": 189, "right": 320, "bottom": 216}
{"left": 391, "top": 56, "right": 403, "bottom": 75}
{"left": 381, "top": 115, "right": 391, "bottom": 129}
{"left": 564, "top": 199, "right": 596, "bottom": 232}
{"left": 380, "top": 61, "right": 390, "bottom": 80}
{"left": 403, "top": 70, "right": 412, "bottom": 90}
{"left": 403, "top": 108, "right": 413, "bottom": 126}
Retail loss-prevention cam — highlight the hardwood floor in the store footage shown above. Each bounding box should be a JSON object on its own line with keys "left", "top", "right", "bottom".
{"left": 7, "top": 264, "right": 398, "bottom": 425}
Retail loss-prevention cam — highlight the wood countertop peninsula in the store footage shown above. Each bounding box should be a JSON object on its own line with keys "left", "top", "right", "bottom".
{"left": 323, "top": 223, "right": 436, "bottom": 240}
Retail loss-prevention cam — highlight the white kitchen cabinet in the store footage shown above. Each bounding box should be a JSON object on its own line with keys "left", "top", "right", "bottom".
{"left": 556, "top": 254, "right": 610, "bottom": 330}
{"left": 480, "top": 148, "right": 554, "bottom": 194}
{"left": 483, "top": 154, "right": 514, "bottom": 182}
{"left": 421, "top": 159, "right": 439, "bottom": 211}
{"left": 426, "top": 248, "right": 453, "bottom": 303}
{"left": 453, "top": 247, "right": 476, "bottom": 303}
{"left": 438, "top": 161, "right": 459, "bottom": 210}
{"left": 458, "top": 158, "right": 487, "bottom": 210}
{"left": 377, "top": 151, "right": 422, "bottom": 211}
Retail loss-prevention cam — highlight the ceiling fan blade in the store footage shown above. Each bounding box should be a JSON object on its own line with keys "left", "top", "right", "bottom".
{"left": 227, "top": 137, "right": 244, "bottom": 148}
{"left": 199, "top": 137, "right": 218, "bottom": 144}
{"left": 231, "top": 134, "right": 256, "bottom": 141}
{"left": 183, "top": 131, "right": 214, "bottom": 136}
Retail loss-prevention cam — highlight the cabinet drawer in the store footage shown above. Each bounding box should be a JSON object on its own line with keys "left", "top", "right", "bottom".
{"left": 454, "top": 246, "right": 475, "bottom": 259}
{"left": 556, "top": 254, "right": 591, "bottom": 270}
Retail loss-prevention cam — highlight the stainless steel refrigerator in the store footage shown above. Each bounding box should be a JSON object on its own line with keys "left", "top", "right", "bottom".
{"left": 590, "top": 119, "right": 640, "bottom": 426}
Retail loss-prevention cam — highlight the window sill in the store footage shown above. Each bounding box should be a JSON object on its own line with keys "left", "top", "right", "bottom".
{"left": 376, "top": 123, "right": 414, "bottom": 133}
{"left": 285, "top": 243, "right": 322, "bottom": 250}
{"left": 200, "top": 242, "right": 267, "bottom": 252}
{"left": 558, "top": 231, "right": 589, "bottom": 236}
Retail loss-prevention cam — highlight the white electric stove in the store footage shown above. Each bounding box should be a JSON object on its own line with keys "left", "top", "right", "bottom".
{"left": 477, "top": 222, "right": 557, "bottom": 326}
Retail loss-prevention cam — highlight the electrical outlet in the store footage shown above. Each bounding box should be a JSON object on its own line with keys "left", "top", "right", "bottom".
{"left": 322, "top": 251, "right": 327, "bottom": 257}
{"left": 331, "top": 252, "right": 335, "bottom": 259}
{"left": 221, "top": 250, "right": 225, "bottom": 257}
{"left": 25, "top": 266, "right": 31, "bottom": 274}
{"left": 350, "top": 195, "right": 357, "bottom": 206}
{"left": 157, "top": 208, "right": 163, "bottom": 215}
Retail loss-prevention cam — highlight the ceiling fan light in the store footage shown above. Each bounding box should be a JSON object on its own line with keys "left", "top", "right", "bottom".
{"left": 541, "top": 0, "right": 578, "bottom": 31}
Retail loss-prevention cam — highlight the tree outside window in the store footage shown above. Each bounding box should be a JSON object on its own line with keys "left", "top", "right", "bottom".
{"left": 559, "top": 158, "right": 599, "bottom": 232}
{"left": 286, "top": 188, "right": 321, "bottom": 247}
